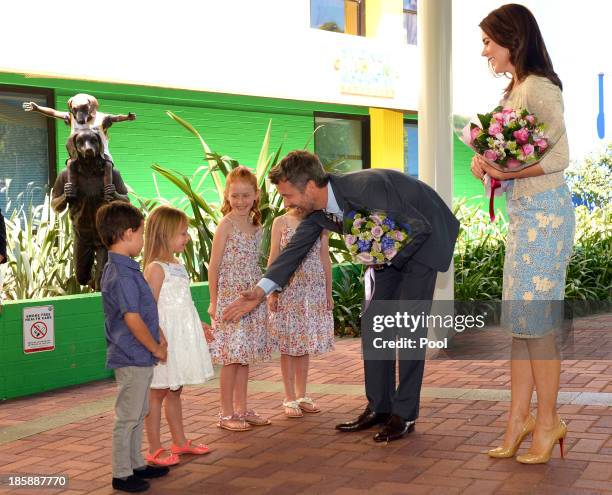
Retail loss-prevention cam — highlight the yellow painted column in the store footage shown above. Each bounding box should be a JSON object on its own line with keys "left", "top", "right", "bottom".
{"left": 366, "top": 0, "right": 405, "bottom": 170}
{"left": 344, "top": 0, "right": 359, "bottom": 35}
{"left": 369, "top": 108, "right": 404, "bottom": 170}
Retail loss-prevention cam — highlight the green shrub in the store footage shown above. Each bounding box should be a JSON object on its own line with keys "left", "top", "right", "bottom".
{"left": 332, "top": 264, "right": 364, "bottom": 337}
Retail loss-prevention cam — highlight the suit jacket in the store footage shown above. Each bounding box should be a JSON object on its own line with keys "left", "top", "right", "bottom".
{"left": 264, "top": 169, "right": 460, "bottom": 289}
{"left": 0, "top": 208, "right": 7, "bottom": 264}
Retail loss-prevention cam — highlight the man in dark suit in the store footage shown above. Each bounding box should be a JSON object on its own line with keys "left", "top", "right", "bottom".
{"left": 0, "top": 208, "right": 7, "bottom": 265}
{"left": 223, "top": 150, "right": 459, "bottom": 442}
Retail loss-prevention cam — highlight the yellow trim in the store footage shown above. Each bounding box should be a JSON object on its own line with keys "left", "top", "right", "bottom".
{"left": 344, "top": 0, "right": 359, "bottom": 35}
{"left": 369, "top": 108, "right": 404, "bottom": 170}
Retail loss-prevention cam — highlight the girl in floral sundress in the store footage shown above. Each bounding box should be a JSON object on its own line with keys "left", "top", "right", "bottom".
{"left": 267, "top": 207, "right": 334, "bottom": 418}
{"left": 208, "top": 166, "right": 272, "bottom": 431}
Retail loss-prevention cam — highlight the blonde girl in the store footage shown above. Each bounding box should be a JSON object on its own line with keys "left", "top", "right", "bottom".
{"left": 143, "top": 206, "right": 214, "bottom": 465}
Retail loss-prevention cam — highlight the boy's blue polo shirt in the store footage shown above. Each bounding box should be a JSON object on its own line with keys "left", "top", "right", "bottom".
{"left": 101, "top": 252, "right": 160, "bottom": 369}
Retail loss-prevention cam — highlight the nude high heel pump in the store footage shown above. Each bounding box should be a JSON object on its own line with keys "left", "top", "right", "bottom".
{"left": 516, "top": 418, "right": 567, "bottom": 464}
{"left": 488, "top": 414, "right": 536, "bottom": 458}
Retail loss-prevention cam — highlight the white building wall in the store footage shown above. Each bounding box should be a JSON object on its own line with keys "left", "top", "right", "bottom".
{"left": 1, "top": 0, "right": 418, "bottom": 110}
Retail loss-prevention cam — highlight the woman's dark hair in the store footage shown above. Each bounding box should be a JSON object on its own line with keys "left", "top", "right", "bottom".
{"left": 480, "top": 3, "right": 562, "bottom": 96}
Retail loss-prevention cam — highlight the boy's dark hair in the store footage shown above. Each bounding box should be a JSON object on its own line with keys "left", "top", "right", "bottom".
{"left": 268, "top": 150, "right": 329, "bottom": 192}
{"left": 96, "top": 201, "right": 144, "bottom": 248}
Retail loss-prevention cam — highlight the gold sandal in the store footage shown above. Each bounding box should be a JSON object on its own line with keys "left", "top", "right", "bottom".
{"left": 297, "top": 397, "right": 320, "bottom": 414}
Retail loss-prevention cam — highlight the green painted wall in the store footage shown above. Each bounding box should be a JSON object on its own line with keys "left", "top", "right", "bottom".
{"left": 0, "top": 72, "right": 368, "bottom": 205}
{"left": 2, "top": 71, "right": 492, "bottom": 211}
{"left": 0, "top": 283, "right": 211, "bottom": 401}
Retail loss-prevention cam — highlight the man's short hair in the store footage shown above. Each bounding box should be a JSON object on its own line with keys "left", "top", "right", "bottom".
{"left": 268, "top": 150, "right": 329, "bottom": 191}
{"left": 96, "top": 201, "right": 144, "bottom": 248}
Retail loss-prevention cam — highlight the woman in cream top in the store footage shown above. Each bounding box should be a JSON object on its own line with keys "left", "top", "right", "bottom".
{"left": 503, "top": 74, "right": 570, "bottom": 199}
{"left": 472, "top": 4, "right": 575, "bottom": 466}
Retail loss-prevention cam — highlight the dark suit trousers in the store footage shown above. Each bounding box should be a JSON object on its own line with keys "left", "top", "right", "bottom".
{"left": 363, "top": 258, "right": 437, "bottom": 421}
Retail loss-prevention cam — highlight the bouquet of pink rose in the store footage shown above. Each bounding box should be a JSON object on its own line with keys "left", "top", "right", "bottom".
{"left": 343, "top": 210, "right": 412, "bottom": 265}
{"left": 461, "top": 106, "right": 550, "bottom": 172}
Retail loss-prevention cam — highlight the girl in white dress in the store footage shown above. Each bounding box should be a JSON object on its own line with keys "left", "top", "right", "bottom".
{"left": 143, "top": 206, "right": 215, "bottom": 466}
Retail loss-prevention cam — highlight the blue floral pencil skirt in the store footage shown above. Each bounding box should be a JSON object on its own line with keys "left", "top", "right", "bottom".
{"left": 501, "top": 182, "right": 575, "bottom": 338}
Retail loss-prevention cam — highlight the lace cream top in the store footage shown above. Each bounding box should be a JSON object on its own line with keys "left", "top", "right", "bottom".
{"left": 502, "top": 75, "right": 569, "bottom": 199}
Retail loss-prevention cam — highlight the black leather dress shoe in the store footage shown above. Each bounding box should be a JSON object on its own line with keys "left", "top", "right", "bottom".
{"left": 134, "top": 465, "right": 169, "bottom": 479}
{"left": 111, "top": 475, "right": 150, "bottom": 493}
{"left": 335, "top": 406, "right": 391, "bottom": 432}
{"left": 373, "top": 414, "right": 415, "bottom": 442}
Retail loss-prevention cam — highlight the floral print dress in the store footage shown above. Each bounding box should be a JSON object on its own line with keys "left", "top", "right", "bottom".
{"left": 210, "top": 218, "right": 271, "bottom": 365}
{"left": 501, "top": 181, "right": 575, "bottom": 338}
{"left": 267, "top": 219, "right": 335, "bottom": 356}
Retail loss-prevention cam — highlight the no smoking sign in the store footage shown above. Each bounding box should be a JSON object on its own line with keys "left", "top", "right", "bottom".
{"left": 23, "top": 306, "right": 55, "bottom": 353}
{"left": 30, "top": 321, "right": 48, "bottom": 339}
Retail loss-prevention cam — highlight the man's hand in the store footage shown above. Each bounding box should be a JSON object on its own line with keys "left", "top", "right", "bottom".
{"left": 64, "top": 182, "right": 76, "bottom": 199}
{"left": 201, "top": 321, "right": 215, "bottom": 343}
{"left": 222, "top": 286, "right": 266, "bottom": 322}
{"left": 267, "top": 292, "right": 279, "bottom": 312}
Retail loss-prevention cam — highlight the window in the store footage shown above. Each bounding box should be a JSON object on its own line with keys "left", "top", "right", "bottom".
{"left": 404, "top": 119, "right": 418, "bottom": 177}
{"left": 0, "top": 86, "right": 56, "bottom": 215}
{"left": 403, "top": 0, "right": 417, "bottom": 45}
{"left": 311, "top": 0, "right": 364, "bottom": 36}
{"left": 314, "top": 113, "right": 370, "bottom": 172}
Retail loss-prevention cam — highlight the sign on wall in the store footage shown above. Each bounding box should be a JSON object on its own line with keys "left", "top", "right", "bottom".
{"left": 23, "top": 305, "right": 55, "bottom": 354}
{"left": 335, "top": 47, "right": 396, "bottom": 98}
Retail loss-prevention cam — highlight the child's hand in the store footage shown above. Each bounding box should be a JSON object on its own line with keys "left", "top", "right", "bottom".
{"left": 267, "top": 293, "right": 279, "bottom": 312}
{"left": 327, "top": 293, "right": 334, "bottom": 311}
{"left": 153, "top": 341, "right": 167, "bottom": 362}
{"left": 159, "top": 329, "right": 168, "bottom": 347}
{"left": 23, "top": 101, "right": 39, "bottom": 112}
{"left": 207, "top": 302, "right": 216, "bottom": 321}
{"left": 201, "top": 322, "right": 215, "bottom": 343}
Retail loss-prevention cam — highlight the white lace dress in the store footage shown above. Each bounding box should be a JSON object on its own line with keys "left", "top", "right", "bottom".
{"left": 150, "top": 261, "right": 214, "bottom": 389}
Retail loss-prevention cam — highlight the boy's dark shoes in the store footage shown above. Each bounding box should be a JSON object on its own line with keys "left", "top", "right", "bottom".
{"left": 112, "top": 475, "right": 150, "bottom": 492}
{"left": 134, "top": 465, "right": 170, "bottom": 479}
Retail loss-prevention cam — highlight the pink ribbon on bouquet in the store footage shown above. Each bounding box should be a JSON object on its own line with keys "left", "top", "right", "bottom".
{"left": 483, "top": 174, "right": 509, "bottom": 222}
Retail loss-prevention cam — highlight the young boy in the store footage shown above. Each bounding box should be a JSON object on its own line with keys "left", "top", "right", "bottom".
{"left": 96, "top": 201, "right": 169, "bottom": 493}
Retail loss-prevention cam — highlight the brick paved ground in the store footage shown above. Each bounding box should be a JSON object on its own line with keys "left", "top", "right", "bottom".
{"left": 0, "top": 314, "right": 610, "bottom": 494}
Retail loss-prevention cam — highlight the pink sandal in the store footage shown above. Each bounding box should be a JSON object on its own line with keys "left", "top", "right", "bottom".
{"left": 171, "top": 439, "right": 211, "bottom": 456}
{"left": 239, "top": 409, "right": 271, "bottom": 426}
{"left": 145, "top": 448, "right": 180, "bottom": 466}
{"left": 217, "top": 413, "right": 252, "bottom": 432}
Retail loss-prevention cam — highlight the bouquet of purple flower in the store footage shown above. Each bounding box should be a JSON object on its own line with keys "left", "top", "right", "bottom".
{"left": 343, "top": 210, "right": 412, "bottom": 265}
{"left": 461, "top": 106, "right": 550, "bottom": 171}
